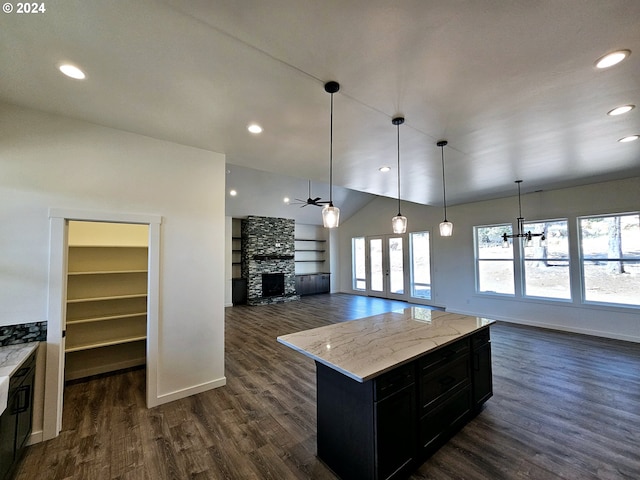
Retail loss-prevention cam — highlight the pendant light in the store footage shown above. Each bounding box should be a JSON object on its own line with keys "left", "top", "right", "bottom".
{"left": 391, "top": 116, "right": 407, "bottom": 234}
{"left": 437, "top": 140, "right": 453, "bottom": 236}
{"left": 322, "top": 81, "right": 340, "bottom": 228}
{"left": 501, "top": 180, "right": 545, "bottom": 247}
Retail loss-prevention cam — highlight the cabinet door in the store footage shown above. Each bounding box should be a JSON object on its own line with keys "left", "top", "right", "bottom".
{"left": 472, "top": 341, "right": 492, "bottom": 408}
{"left": 318, "top": 274, "right": 330, "bottom": 293}
{"left": 14, "top": 379, "right": 34, "bottom": 453}
{"left": 0, "top": 408, "right": 16, "bottom": 480}
{"left": 375, "top": 384, "right": 416, "bottom": 480}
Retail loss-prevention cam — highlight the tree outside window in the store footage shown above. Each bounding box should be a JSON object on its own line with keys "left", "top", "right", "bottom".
{"left": 579, "top": 213, "right": 640, "bottom": 307}
{"left": 522, "top": 220, "right": 570, "bottom": 299}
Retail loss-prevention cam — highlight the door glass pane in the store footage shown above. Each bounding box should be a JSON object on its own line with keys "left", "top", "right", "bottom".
{"left": 370, "top": 238, "right": 383, "bottom": 292}
{"left": 388, "top": 237, "right": 404, "bottom": 294}
{"left": 352, "top": 237, "right": 366, "bottom": 290}
{"left": 410, "top": 232, "right": 431, "bottom": 299}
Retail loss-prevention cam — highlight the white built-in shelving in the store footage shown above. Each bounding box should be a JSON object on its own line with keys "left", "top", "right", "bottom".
{"left": 64, "top": 222, "right": 149, "bottom": 381}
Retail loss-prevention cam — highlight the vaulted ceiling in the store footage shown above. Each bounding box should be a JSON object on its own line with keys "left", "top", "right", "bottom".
{"left": 2, "top": 0, "right": 639, "bottom": 220}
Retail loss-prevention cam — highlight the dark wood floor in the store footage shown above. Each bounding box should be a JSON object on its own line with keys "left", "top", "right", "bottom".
{"left": 15, "top": 294, "right": 640, "bottom": 479}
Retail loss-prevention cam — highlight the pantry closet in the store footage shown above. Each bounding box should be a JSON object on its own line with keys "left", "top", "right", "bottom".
{"left": 64, "top": 221, "right": 149, "bottom": 381}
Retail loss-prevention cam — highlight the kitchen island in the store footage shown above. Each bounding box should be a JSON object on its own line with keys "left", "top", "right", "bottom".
{"left": 277, "top": 307, "right": 495, "bottom": 480}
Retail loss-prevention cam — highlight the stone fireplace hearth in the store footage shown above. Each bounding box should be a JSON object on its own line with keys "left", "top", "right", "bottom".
{"left": 241, "top": 216, "right": 299, "bottom": 305}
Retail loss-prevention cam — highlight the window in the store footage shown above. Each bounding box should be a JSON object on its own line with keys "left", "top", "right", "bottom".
{"left": 475, "top": 224, "right": 515, "bottom": 295}
{"left": 410, "top": 231, "right": 431, "bottom": 299}
{"left": 522, "top": 220, "right": 571, "bottom": 300}
{"left": 579, "top": 213, "right": 640, "bottom": 307}
{"left": 352, "top": 237, "right": 366, "bottom": 290}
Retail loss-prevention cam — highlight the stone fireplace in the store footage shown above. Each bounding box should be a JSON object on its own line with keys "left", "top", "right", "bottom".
{"left": 241, "top": 216, "right": 299, "bottom": 305}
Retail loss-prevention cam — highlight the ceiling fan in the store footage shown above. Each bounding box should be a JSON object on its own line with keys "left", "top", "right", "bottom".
{"left": 290, "top": 180, "right": 329, "bottom": 208}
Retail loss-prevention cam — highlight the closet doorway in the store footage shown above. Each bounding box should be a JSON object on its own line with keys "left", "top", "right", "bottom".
{"left": 44, "top": 210, "right": 161, "bottom": 441}
{"left": 64, "top": 221, "right": 149, "bottom": 381}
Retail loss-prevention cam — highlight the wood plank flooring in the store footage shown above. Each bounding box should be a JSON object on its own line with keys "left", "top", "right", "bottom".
{"left": 14, "top": 294, "right": 640, "bottom": 479}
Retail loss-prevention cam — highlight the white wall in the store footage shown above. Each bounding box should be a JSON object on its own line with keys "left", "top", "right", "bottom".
{"left": 0, "top": 103, "right": 227, "bottom": 419}
{"left": 337, "top": 177, "right": 640, "bottom": 342}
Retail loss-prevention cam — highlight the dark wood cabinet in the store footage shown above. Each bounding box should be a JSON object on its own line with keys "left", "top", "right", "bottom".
{"left": 317, "top": 362, "right": 416, "bottom": 480}
{"left": 375, "top": 365, "right": 417, "bottom": 480}
{"left": 0, "top": 413, "right": 14, "bottom": 480}
{"left": 471, "top": 328, "right": 493, "bottom": 409}
{"left": 295, "top": 273, "right": 330, "bottom": 296}
{"left": 0, "top": 349, "right": 36, "bottom": 480}
{"left": 316, "top": 328, "right": 492, "bottom": 480}
{"left": 231, "top": 277, "right": 247, "bottom": 305}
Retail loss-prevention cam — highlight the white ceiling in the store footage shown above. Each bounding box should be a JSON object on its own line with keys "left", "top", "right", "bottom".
{"left": 2, "top": 0, "right": 639, "bottom": 222}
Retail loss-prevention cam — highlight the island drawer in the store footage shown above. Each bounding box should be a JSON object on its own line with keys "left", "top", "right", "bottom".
{"left": 418, "top": 338, "right": 469, "bottom": 372}
{"left": 419, "top": 383, "right": 472, "bottom": 455}
{"left": 419, "top": 352, "right": 470, "bottom": 412}
{"left": 375, "top": 363, "right": 415, "bottom": 402}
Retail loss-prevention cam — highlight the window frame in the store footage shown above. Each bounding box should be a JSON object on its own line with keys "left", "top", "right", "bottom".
{"left": 578, "top": 212, "right": 640, "bottom": 309}
{"left": 474, "top": 223, "right": 516, "bottom": 296}
{"left": 520, "top": 218, "right": 572, "bottom": 302}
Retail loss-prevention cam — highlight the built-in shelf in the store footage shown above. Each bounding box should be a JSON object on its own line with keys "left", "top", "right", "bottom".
{"left": 68, "top": 269, "right": 148, "bottom": 276}
{"left": 67, "top": 293, "right": 147, "bottom": 304}
{"left": 66, "top": 312, "right": 147, "bottom": 325}
{"left": 65, "top": 335, "right": 146, "bottom": 353}
{"left": 65, "top": 239, "right": 148, "bottom": 380}
{"left": 295, "top": 260, "right": 326, "bottom": 263}
{"left": 295, "top": 238, "right": 326, "bottom": 242}
{"left": 295, "top": 249, "right": 326, "bottom": 252}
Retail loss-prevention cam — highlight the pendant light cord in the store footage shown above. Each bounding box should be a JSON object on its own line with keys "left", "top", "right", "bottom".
{"left": 440, "top": 142, "right": 448, "bottom": 221}
{"left": 516, "top": 180, "right": 523, "bottom": 234}
{"left": 517, "top": 180, "right": 522, "bottom": 218}
{"left": 329, "top": 91, "right": 334, "bottom": 205}
{"left": 396, "top": 121, "right": 401, "bottom": 215}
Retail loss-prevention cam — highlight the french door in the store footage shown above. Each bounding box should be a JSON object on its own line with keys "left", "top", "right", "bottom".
{"left": 366, "top": 235, "right": 407, "bottom": 300}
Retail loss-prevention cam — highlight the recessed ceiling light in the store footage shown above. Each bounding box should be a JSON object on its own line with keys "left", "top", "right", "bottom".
{"left": 229, "top": 189, "right": 237, "bottom": 196}
{"left": 618, "top": 135, "right": 639, "bottom": 143}
{"left": 283, "top": 197, "right": 290, "bottom": 203}
{"left": 247, "top": 124, "right": 263, "bottom": 134}
{"left": 58, "top": 64, "right": 86, "bottom": 80}
{"left": 607, "top": 105, "right": 635, "bottom": 116}
{"left": 595, "top": 49, "right": 631, "bottom": 69}
{"left": 379, "top": 166, "right": 391, "bottom": 173}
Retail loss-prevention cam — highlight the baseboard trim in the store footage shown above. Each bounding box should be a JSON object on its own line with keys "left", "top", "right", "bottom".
{"left": 447, "top": 307, "right": 640, "bottom": 344}
{"left": 150, "top": 376, "right": 227, "bottom": 407}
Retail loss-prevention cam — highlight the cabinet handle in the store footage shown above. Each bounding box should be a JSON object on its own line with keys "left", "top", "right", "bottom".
{"left": 15, "top": 385, "right": 31, "bottom": 414}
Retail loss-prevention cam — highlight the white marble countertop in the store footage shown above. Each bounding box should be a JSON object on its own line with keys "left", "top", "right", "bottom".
{"left": 0, "top": 342, "right": 39, "bottom": 415}
{"left": 277, "top": 307, "right": 495, "bottom": 382}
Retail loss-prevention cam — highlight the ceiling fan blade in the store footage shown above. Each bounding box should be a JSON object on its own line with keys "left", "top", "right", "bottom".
{"left": 313, "top": 197, "right": 321, "bottom": 202}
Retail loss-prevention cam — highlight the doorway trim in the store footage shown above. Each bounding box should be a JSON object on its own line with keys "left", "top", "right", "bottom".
{"left": 44, "top": 208, "right": 162, "bottom": 440}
